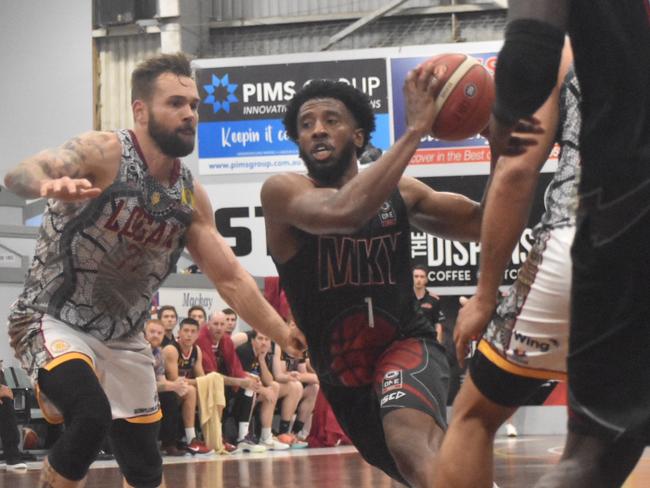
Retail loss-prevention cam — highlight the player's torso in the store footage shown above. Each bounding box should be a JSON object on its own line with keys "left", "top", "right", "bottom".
{"left": 276, "top": 189, "right": 434, "bottom": 386}
{"left": 569, "top": 0, "right": 650, "bottom": 200}
{"left": 176, "top": 344, "right": 198, "bottom": 379}
{"left": 14, "top": 129, "right": 195, "bottom": 340}
{"left": 539, "top": 69, "right": 582, "bottom": 230}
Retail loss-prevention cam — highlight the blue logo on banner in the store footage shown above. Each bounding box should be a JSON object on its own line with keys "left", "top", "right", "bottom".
{"left": 203, "top": 74, "right": 238, "bottom": 113}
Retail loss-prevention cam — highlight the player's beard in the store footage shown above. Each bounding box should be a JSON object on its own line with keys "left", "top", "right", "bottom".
{"left": 148, "top": 111, "right": 195, "bottom": 158}
{"left": 300, "top": 141, "right": 357, "bottom": 186}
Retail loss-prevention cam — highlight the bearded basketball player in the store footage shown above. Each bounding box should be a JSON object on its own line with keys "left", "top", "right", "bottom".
{"left": 261, "top": 67, "right": 484, "bottom": 487}
{"left": 4, "top": 53, "right": 305, "bottom": 488}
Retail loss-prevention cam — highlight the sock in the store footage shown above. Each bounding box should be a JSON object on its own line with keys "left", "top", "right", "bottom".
{"left": 292, "top": 420, "right": 304, "bottom": 435}
{"left": 279, "top": 420, "right": 291, "bottom": 434}
{"left": 238, "top": 422, "right": 250, "bottom": 441}
{"left": 261, "top": 427, "right": 272, "bottom": 442}
{"left": 185, "top": 427, "right": 196, "bottom": 442}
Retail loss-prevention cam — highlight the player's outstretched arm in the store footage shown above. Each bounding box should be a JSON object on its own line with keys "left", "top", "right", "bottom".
{"left": 4, "top": 131, "right": 120, "bottom": 200}
{"left": 489, "top": 0, "right": 569, "bottom": 158}
{"left": 186, "top": 182, "right": 306, "bottom": 357}
{"left": 400, "top": 177, "right": 482, "bottom": 243}
{"left": 454, "top": 42, "right": 573, "bottom": 366}
{"left": 261, "top": 64, "right": 441, "bottom": 236}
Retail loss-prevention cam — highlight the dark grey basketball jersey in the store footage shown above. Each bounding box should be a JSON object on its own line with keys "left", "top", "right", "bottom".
{"left": 10, "top": 130, "right": 195, "bottom": 340}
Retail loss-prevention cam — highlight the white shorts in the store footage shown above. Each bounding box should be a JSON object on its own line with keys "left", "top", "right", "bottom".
{"left": 479, "top": 226, "right": 574, "bottom": 380}
{"left": 23, "top": 315, "right": 160, "bottom": 424}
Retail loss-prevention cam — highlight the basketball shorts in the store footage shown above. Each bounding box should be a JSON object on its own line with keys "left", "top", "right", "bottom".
{"left": 322, "top": 336, "right": 449, "bottom": 484}
{"left": 8, "top": 313, "right": 160, "bottom": 424}
{"left": 568, "top": 207, "right": 650, "bottom": 442}
{"left": 475, "top": 226, "right": 573, "bottom": 404}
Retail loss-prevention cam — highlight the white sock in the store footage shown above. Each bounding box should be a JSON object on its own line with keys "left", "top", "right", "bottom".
{"left": 261, "top": 427, "right": 272, "bottom": 442}
{"left": 238, "top": 422, "right": 250, "bottom": 441}
{"left": 185, "top": 427, "right": 196, "bottom": 442}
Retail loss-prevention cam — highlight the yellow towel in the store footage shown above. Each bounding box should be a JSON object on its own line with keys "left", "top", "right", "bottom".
{"left": 196, "top": 372, "right": 228, "bottom": 454}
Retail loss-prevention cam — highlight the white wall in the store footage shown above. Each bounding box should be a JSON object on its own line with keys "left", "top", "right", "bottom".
{"left": 0, "top": 0, "right": 92, "bottom": 182}
{"left": 0, "top": 0, "right": 91, "bottom": 366}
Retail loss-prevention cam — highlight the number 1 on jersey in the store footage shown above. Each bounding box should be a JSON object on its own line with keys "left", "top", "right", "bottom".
{"left": 364, "top": 297, "right": 375, "bottom": 328}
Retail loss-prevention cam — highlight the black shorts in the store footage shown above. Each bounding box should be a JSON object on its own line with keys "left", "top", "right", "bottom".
{"left": 321, "top": 337, "right": 449, "bottom": 484}
{"left": 568, "top": 208, "right": 650, "bottom": 442}
{"left": 470, "top": 349, "right": 546, "bottom": 407}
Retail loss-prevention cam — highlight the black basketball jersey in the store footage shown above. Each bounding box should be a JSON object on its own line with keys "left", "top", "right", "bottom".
{"left": 417, "top": 293, "right": 441, "bottom": 327}
{"left": 174, "top": 343, "right": 198, "bottom": 379}
{"left": 275, "top": 188, "right": 435, "bottom": 386}
{"left": 568, "top": 1, "right": 650, "bottom": 201}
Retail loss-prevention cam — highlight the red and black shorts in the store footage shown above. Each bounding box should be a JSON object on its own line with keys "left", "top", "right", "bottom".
{"left": 321, "top": 336, "right": 449, "bottom": 484}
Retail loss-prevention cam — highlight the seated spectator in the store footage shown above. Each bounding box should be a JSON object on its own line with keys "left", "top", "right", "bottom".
{"left": 236, "top": 331, "right": 291, "bottom": 451}
{"left": 162, "top": 318, "right": 212, "bottom": 455}
{"left": 157, "top": 305, "right": 179, "bottom": 347}
{"left": 196, "top": 312, "right": 264, "bottom": 452}
{"left": 272, "top": 343, "right": 319, "bottom": 446}
{"left": 188, "top": 306, "right": 207, "bottom": 326}
{"left": 144, "top": 320, "right": 189, "bottom": 457}
{"left": 0, "top": 365, "right": 35, "bottom": 470}
{"left": 222, "top": 308, "right": 238, "bottom": 335}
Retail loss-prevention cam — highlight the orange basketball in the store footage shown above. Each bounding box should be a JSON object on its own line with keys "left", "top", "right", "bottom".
{"left": 424, "top": 53, "right": 495, "bottom": 141}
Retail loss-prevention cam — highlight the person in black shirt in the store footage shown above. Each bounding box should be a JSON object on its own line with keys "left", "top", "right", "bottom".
{"left": 158, "top": 305, "right": 179, "bottom": 348}
{"left": 262, "top": 76, "right": 484, "bottom": 486}
{"left": 412, "top": 265, "right": 442, "bottom": 342}
{"left": 236, "top": 331, "right": 289, "bottom": 451}
{"left": 462, "top": 2, "right": 650, "bottom": 487}
{"left": 162, "top": 318, "right": 212, "bottom": 455}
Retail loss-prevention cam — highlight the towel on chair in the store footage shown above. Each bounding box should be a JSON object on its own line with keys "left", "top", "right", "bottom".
{"left": 196, "top": 372, "right": 227, "bottom": 453}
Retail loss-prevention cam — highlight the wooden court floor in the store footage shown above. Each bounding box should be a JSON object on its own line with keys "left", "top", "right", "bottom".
{"left": 3, "top": 436, "right": 650, "bottom": 487}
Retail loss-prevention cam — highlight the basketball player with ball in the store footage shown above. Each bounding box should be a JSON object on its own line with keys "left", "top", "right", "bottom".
{"left": 261, "top": 60, "right": 491, "bottom": 486}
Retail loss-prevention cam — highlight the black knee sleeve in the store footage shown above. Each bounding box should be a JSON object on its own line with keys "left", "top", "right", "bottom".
{"left": 38, "top": 359, "right": 112, "bottom": 481}
{"left": 110, "top": 419, "right": 162, "bottom": 488}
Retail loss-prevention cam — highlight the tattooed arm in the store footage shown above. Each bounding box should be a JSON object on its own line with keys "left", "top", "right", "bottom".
{"left": 4, "top": 131, "right": 121, "bottom": 200}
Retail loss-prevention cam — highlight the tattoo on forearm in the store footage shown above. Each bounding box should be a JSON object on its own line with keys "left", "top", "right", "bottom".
{"left": 6, "top": 135, "right": 104, "bottom": 197}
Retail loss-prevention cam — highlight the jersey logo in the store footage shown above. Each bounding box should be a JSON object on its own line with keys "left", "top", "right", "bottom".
{"left": 318, "top": 233, "right": 401, "bottom": 290}
{"left": 378, "top": 201, "right": 397, "bottom": 227}
{"left": 382, "top": 370, "right": 403, "bottom": 394}
{"left": 380, "top": 390, "right": 406, "bottom": 406}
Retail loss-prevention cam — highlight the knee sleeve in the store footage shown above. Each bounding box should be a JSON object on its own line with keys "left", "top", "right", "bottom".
{"left": 110, "top": 419, "right": 162, "bottom": 488}
{"left": 38, "top": 359, "right": 112, "bottom": 481}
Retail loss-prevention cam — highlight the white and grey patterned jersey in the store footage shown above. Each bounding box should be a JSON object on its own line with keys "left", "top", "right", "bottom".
{"left": 10, "top": 130, "right": 195, "bottom": 341}
{"left": 539, "top": 69, "right": 582, "bottom": 229}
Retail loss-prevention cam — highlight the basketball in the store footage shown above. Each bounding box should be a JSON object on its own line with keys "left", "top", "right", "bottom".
{"left": 424, "top": 53, "right": 495, "bottom": 141}
{"left": 21, "top": 426, "right": 39, "bottom": 450}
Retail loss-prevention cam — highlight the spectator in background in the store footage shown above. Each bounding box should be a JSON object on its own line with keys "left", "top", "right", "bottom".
{"left": 412, "top": 265, "right": 443, "bottom": 343}
{"left": 162, "top": 318, "right": 212, "bottom": 455}
{"left": 196, "top": 311, "right": 263, "bottom": 452}
{"left": 188, "top": 305, "right": 207, "bottom": 326}
{"left": 222, "top": 308, "right": 238, "bottom": 335}
{"left": 272, "top": 342, "right": 318, "bottom": 446}
{"left": 158, "top": 305, "right": 179, "bottom": 347}
{"left": 144, "top": 320, "right": 188, "bottom": 457}
{"left": 236, "top": 331, "right": 291, "bottom": 451}
{"left": 0, "top": 362, "right": 36, "bottom": 471}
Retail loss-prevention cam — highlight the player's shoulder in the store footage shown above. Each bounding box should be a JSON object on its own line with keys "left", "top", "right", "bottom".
{"left": 262, "top": 172, "right": 313, "bottom": 193}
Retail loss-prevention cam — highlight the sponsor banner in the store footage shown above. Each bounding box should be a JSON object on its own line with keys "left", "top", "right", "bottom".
{"left": 204, "top": 172, "right": 551, "bottom": 292}
{"left": 203, "top": 181, "right": 277, "bottom": 276}
{"left": 195, "top": 58, "right": 389, "bottom": 175}
{"left": 411, "top": 173, "right": 553, "bottom": 293}
{"left": 157, "top": 287, "right": 227, "bottom": 319}
{"left": 390, "top": 51, "right": 498, "bottom": 166}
